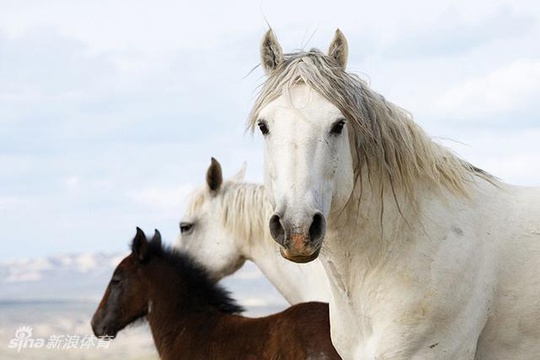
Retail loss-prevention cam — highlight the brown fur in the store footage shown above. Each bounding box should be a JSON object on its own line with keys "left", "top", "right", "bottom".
{"left": 91, "top": 229, "right": 340, "bottom": 360}
{"left": 156, "top": 302, "right": 338, "bottom": 360}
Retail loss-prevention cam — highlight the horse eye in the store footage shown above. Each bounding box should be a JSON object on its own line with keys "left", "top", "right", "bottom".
{"left": 180, "top": 222, "right": 194, "bottom": 235}
{"left": 330, "top": 119, "right": 346, "bottom": 135}
{"left": 257, "top": 120, "right": 269, "bottom": 135}
{"left": 111, "top": 276, "right": 122, "bottom": 286}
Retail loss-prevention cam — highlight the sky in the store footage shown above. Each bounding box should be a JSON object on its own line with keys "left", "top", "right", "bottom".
{"left": 1, "top": 0, "right": 539, "bottom": 261}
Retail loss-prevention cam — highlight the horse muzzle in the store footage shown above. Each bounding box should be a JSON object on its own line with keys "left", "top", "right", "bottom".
{"left": 91, "top": 313, "right": 117, "bottom": 339}
{"left": 269, "top": 212, "right": 326, "bottom": 263}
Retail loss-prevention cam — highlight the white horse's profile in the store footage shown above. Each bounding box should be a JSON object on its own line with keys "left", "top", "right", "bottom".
{"left": 248, "top": 29, "right": 540, "bottom": 359}
{"left": 177, "top": 158, "right": 331, "bottom": 304}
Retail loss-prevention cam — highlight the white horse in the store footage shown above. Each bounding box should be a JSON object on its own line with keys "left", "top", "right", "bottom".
{"left": 177, "top": 158, "right": 331, "bottom": 304}
{"left": 248, "top": 29, "right": 540, "bottom": 359}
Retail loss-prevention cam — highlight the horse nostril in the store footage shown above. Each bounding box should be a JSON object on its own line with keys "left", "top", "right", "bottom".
{"left": 269, "top": 214, "right": 286, "bottom": 245}
{"left": 309, "top": 212, "right": 326, "bottom": 244}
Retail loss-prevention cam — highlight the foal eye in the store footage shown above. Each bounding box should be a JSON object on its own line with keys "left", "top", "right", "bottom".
{"left": 330, "top": 119, "right": 346, "bottom": 135}
{"left": 179, "top": 222, "right": 194, "bottom": 235}
{"left": 257, "top": 120, "right": 269, "bottom": 135}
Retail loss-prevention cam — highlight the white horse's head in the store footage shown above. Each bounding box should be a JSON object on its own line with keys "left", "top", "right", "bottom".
{"left": 251, "top": 30, "right": 355, "bottom": 263}
{"left": 177, "top": 158, "right": 247, "bottom": 280}
{"left": 250, "top": 30, "right": 489, "bottom": 264}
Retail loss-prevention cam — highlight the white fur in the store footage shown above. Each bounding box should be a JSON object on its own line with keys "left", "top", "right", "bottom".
{"left": 251, "top": 31, "right": 540, "bottom": 359}
{"left": 177, "top": 162, "right": 331, "bottom": 304}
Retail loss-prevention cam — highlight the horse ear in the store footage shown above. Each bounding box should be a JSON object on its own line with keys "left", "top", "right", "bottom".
{"left": 132, "top": 227, "right": 149, "bottom": 262}
{"left": 260, "top": 29, "right": 283, "bottom": 74}
{"left": 229, "top": 161, "right": 247, "bottom": 183}
{"left": 152, "top": 229, "right": 162, "bottom": 247}
{"left": 327, "top": 29, "right": 348, "bottom": 69}
{"left": 206, "top": 157, "right": 223, "bottom": 194}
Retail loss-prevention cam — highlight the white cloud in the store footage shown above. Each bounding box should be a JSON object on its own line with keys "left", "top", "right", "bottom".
{"left": 0, "top": 196, "right": 31, "bottom": 208}
{"left": 438, "top": 128, "right": 540, "bottom": 185}
{"left": 64, "top": 176, "right": 80, "bottom": 193}
{"left": 0, "top": 0, "right": 538, "bottom": 262}
{"left": 75, "top": 253, "right": 97, "bottom": 272}
{"left": 3, "top": 258, "right": 52, "bottom": 282}
{"left": 434, "top": 59, "right": 540, "bottom": 120}
{"left": 381, "top": 5, "right": 535, "bottom": 59}
{"left": 129, "top": 184, "right": 194, "bottom": 212}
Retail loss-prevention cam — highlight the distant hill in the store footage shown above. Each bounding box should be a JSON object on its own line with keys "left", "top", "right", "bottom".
{"left": 0, "top": 252, "right": 288, "bottom": 312}
{"left": 0, "top": 252, "right": 125, "bottom": 302}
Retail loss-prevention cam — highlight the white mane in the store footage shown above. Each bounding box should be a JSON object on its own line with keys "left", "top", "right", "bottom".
{"left": 187, "top": 182, "right": 272, "bottom": 242}
{"left": 248, "top": 49, "right": 498, "bottom": 203}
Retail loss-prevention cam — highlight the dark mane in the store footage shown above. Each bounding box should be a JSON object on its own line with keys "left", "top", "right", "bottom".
{"left": 134, "top": 239, "right": 245, "bottom": 315}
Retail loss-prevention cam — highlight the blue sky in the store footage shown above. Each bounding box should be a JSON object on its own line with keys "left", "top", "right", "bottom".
{"left": 1, "top": 0, "right": 539, "bottom": 261}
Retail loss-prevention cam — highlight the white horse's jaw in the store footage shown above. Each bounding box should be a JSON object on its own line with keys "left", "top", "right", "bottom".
{"left": 280, "top": 247, "right": 322, "bottom": 263}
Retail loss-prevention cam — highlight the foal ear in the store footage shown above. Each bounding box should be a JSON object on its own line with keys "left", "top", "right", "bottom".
{"left": 327, "top": 29, "right": 348, "bottom": 69}
{"left": 206, "top": 157, "right": 223, "bottom": 194}
{"left": 229, "top": 161, "right": 247, "bottom": 183}
{"left": 260, "top": 29, "right": 284, "bottom": 74}
{"left": 152, "top": 229, "right": 162, "bottom": 247}
{"left": 133, "top": 227, "right": 149, "bottom": 262}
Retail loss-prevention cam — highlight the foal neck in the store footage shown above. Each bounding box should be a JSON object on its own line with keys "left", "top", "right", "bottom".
{"left": 142, "top": 255, "right": 243, "bottom": 356}
{"left": 143, "top": 264, "right": 191, "bottom": 342}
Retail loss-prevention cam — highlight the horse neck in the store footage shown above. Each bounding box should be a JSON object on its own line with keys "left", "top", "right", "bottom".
{"left": 143, "top": 262, "right": 222, "bottom": 355}
{"left": 253, "top": 242, "right": 331, "bottom": 304}
{"left": 327, "top": 171, "right": 432, "bottom": 267}
{"left": 221, "top": 182, "right": 272, "bottom": 256}
{"left": 324, "top": 163, "right": 488, "bottom": 284}
{"left": 223, "top": 182, "right": 330, "bottom": 304}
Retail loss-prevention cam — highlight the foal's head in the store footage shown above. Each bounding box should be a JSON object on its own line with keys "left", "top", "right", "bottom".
{"left": 92, "top": 227, "right": 244, "bottom": 339}
{"left": 91, "top": 227, "right": 160, "bottom": 338}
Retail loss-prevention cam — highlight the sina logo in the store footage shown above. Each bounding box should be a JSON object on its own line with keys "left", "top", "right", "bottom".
{"left": 8, "top": 325, "right": 45, "bottom": 352}
{"left": 14, "top": 326, "right": 33, "bottom": 340}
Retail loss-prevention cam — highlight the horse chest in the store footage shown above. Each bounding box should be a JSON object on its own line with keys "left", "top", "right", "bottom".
{"left": 325, "top": 247, "right": 495, "bottom": 359}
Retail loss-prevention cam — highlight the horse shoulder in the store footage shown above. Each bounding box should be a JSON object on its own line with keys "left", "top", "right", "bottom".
{"left": 474, "top": 185, "right": 540, "bottom": 358}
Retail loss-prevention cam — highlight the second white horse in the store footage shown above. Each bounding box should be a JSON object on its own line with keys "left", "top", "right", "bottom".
{"left": 177, "top": 158, "right": 330, "bottom": 304}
